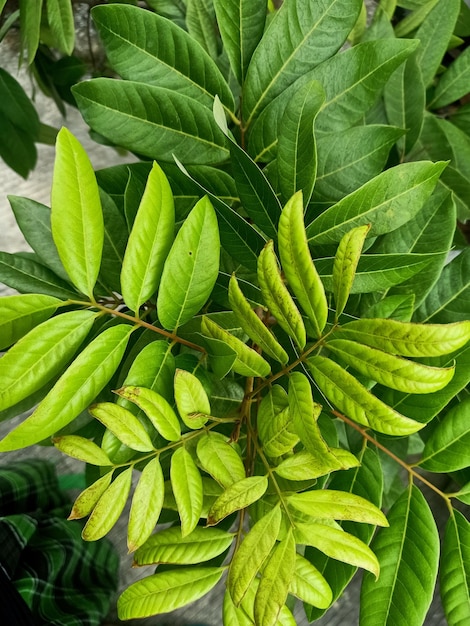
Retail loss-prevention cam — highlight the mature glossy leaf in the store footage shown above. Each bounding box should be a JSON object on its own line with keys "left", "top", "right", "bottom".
{"left": 277, "top": 81, "right": 324, "bottom": 205}
{"left": 339, "top": 317, "right": 470, "bottom": 357}
{"left": 51, "top": 128, "right": 103, "bottom": 298}
{"left": 0, "top": 309, "right": 96, "bottom": 411}
{"left": 291, "top": 553, "right": 332, "bottom": 609}
{"left": 197, "top": 432, "right": 245, "bottom": 488}
{"left": 360, "top": 485, "right": 439, "bottom": 626}
{"left": 241, "top": 0, "right": 361, "bottom": 126}
{"left": 213, "top": 0, "right": 266, "bottom": 84}
{"left": 174, "top": 368, "right": 210, "bottom": 430}
{"left": 186, "top": 0, "right": 218, "bottom": 58}
{"left": 0, "top": 293, "right": 60, "bottom": 349}
{"left": 121, "top": 162, "right": 175, "bottom": 313}
{"left": 47, "top": 0, "right": 75, "bottom": 55}
{"left": 73, "top": 79, "right": 229, "bottom": 164}
{"left": 228, "top": 505, "right": 282, "bottom": 605}
{"left": 69, "top": 472, "right": 113, "bottom": 520}
{"left": 229, "top": 274, "right": 288, "bottom": 363}
{"left": 89, "top": 402, "right": 154, "bottom": 452}
{"left": 333, "top": 225, "right": 369, "bottom": 318}
{"left": 0, "top": 64, "right": 39, "bottom": 136}
{"left": 419, "top": 398, "right": 470, "bottom": 472}
{"left": 19, "top": 0, "right": 42, "bottom": 64}
{"left": 82, "top": 467, "right": 133, "bottom": 541}
{"left": 118, "top": 567, "right": 224, "bottom": 619}
{"left": 308, "top": 355, "right": 423, "bottom": 436}
{"left": 288, "top": 490, "right": 387, "bottom": 526}
{"left": 306, "top": 161, "right": 446, "bottom": 245}
{"left": 92, "top": 3, "right": 234, "bottom": 110}
{"left": 0, "top": 114, "right": 37, "bottom": 178}
{"left": 171, "top": 446, "right": 203, "bottom": 536}
{"left": 441, "top": 510, "right": 470, "bottom": 626}
{"left": 145, "top": 0, "right": 186, "bottom": 26}
{"left": 0, "top": 324, "right": 133, "bottom": 451}
{"left": 363, "top": 294, "right": 415, "bottom": 322}
{"left": 128, "top": 457, "right": 164, "bottom": 552}
{"left": 414, "top": 0, "right": 460, "bottom": 86}
{"left": 157, "top": 196, "right": 219, "bottom": 330}
{"left": 258, "top": 385, "right": 299, "bottom": 458}
{"left": 53, "top": 435, "right": 112, "bottom": 466}
{"left": 278, "top": 191, "right": 327, "bottom": 338}
{"left": 135, "top": 525, "right": 234, "bottom": 566}
{"left": 207, "top": 475, "right": 268, "bottom": 525}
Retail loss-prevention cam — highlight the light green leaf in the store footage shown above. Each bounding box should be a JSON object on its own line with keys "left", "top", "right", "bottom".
{"left": 290, "top": 553, "right": 332, "bottom": 609}
{"left": 275, "top": 450, "right": 357, "bottom": 481}
{"left": 121, "top": 162, "right": 175, "bottom": 313}
{"left": 0, "top": 293, "right": 60, "bottom": 350}
{"left": 258, "top": 385, "right": 298, "bottom": 458}
{"left": 0, "top": 309, "right": 96, "bottom": 412}
{"left": 333, "top": 225, "right": 370, "bottom": 318}
{"left": 306, "top": 161, "right": 447, "bottom": 245}
{"left": 46, "top": 0, "right": 75, "bottom": 55}
{"left": 69, "top": 472, "right": 113, "bottom": 520}
{"left": 441, "top": 510, "right": 470, "bottom": 626}
{"left": 419, "top": 397, "right": 470, "bottom": 472}
{"left": 92, "top": 3, "right": 234, "bottom": 111}
{"left": 0, "top": 323, "right": 133, "bottom": 451}
{"left": 157, "top": 196, "right": 219, "bottom": 331}
{"left": 89, "top": 402, "right": 154, "bottom": 452}
{"left": 82, "top": 466, "right": 133, "bottom": 540}
{"left": 73, "top": 79, "right": 229, "bottom": 165}
{"left": 97, "top": 189, "right": 127, "bottom": 293}
{"left": 171, "top": 446, "right": 203, "bottom": 536}
{"left": 118, "top": 567, "right": 224, "bottom": 620}
{"left": 208, "top": 475, "right": 268, "bottom": 526}
{"left": 308, "top": 355, "right": 424, "bottom": 436}
{"left": 228, "top": 505, "right": 282, "bottom": 606}
{"left": 197, "top": 432, "right": 245, "bottom": 488}
{"left": 223, "top": 588, "right": 253, "bottom": 626}
{"left": 51, "top": 128, "right": 103, "bottom": 299}
{"left": 431, "top": 47, "right": 470, "bottom": 108}
{"left": 174, "top": 368, "right": 210, "bottom": 430}
{"left": 360, "top": 484, "right": 440, "bottom": 626}
{"left": 19, "top": 0, "right": 43, "bottom": 64}
{"left": 134, "top": 525, "right": 234, "bottom": 566}
{"left": 278, "top": 191, "right": 328, "bottom": 338}
{"left": 128, "top": 457, "right": 164, "bottom": 552}
{"left": 53, "top": 435, "right": 112, "bottom": 466}
{"left": 288, "top": 490, "right": 388, "bottom": 526}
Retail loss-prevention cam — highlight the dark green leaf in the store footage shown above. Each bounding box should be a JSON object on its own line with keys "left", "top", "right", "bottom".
{"left": 186, "top": 0, "right": 219, "bottom": 59}
{"left": 19, "top": 0, "right": 43, "bottom": 64}
{"left": 46, "top": 0, "right": 75, "bottom": 55}
{"left": 0, "top": 67, "right": 40, "bottom": 136}
{"left": 441, "top": 510, "right": 470, "bottom": 626}
{"left": 171, "top": 446, "right": 203, "bottom": 536}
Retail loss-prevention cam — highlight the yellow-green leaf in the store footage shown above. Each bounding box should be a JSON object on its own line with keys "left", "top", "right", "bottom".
{"left": 68, "top": 471, "right": 113, "bottom": 520}
{"left": 290, "top": 554, "right": 332, "bottom": 609}
{"left": 0, "top": 293, "right": 61, "bottom": 350}
{"left": 197, "top": 432, "right": 246, "bottom": 488}
{"left": 288, "top": 490, "right": 388, "bottom": 526}
{"left": 128, "top": 457, "right": 164, "bottom": 552}
{"left": 208, "top": 475, "right": 268, "bottom": 526}
{"left": 53, "top": 435, "right": 112, "bottom": 466}
{"left": 332, "top": 224, "right": 370, "bottom": 318}
{"left": 89, "top": 402, "right": 154, "bottom": 452}
{"left": 174, "top": 368, "right": 210, "bottom": 429}
{"left": 171, "top": 446, "right": 203, "bottom": 537}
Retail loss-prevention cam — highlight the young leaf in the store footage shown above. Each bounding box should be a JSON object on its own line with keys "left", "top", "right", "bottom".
{"left": 223, "top": 588, "right": 253, "bottom": 626}
{"left": 53, "top": 435, "right": 112, "bottom": 466}
{"left": 0, "top": 324, "right": 133, "bottom": 451}
{"left": 440, "top": 510, "right": 470, "bottom": 626}
{"left": 360, "top": 484, "right": 440, "bottom": 626}
{"left": 290, "top": 553, "right": 332, "bottom": 609}
{"left": 128, "top": 457, "right": 165, "bottom": 552}
{"left": 51, "top": 128, "right": 104, "bottom": 298}
{"left": 69, "top": 472, "right": 113, "bottom": 521}
{"left": 0, "top": 293, "right": 60, "bottom": 350}
{"left": 157, "top": 196, "right": 220, "bottom": 331}
{"left": 258, "top": 385, "right": 299, "bottom": 458}
{"left": 196, "top": 432, "right": 246, "bottom": 488}
{"left": 121, "top": 162, "right": 175, "bottom": 313}
{"left": 46, "top": 0, "right": 75, "bottom": 56}
{"left": 174, "top": 368, "right": 210, "bottom": 430}
{"left": 275, "top": 450, "right": 357, "bottom": 481}
{"left": 82, "top": 467, "right": 133, "bottom": 541}
{"left": 228, "top": 505, "right": 282, "bottom": 606}
{"left": 134, "top": 525, "right": 234, "bottom": 566}
{"left": 207, "top": 475, "right": 268, "bottom": 525}
{"left": 89, "top": 402, "right": 154, "bottom": 452}
{"left": 332, "top": 225, "right": 370, "bottom": 318}
{"left": 278, "top": 191, "right": 328, "bottom": 338}
{"left": 171, "top": 446, "right": 203, "bottom": 537}
{"left": 117, "top": 567, "right": 224, "bottom": 620}
{"left": 288, "top": 490, "right": 388, "bottom": 526}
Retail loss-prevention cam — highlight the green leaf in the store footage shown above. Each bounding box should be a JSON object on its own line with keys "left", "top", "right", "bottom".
{"left": 290, "top": 553, "right": 332, "bottom": 609}
{"left": 116, "top": 385, "right": 181, "bottom": 442}
{"left": 134, "top": 525, "right": 233, "bottom": 566}
{"left": 121, "top": 162, "right": 175, "bottom": 313}
{"left": 69, "top": 472, "right": 113, "bottom": 520}
{"left": 441, "top": 510, "right": 470, "bottom": 626}
{"left": 73, "top": 79, "right": 229, "bottom": 164}
{"left": 197, "top": 432, "right": 245, "bottom": 488}
{"left": 308, "top": 355, "right": 424, "bottom": 436}
{"left": 288, "top": 490, "right": 388, "bottom": 526}
{"left": 277, "top": 81, "right": 325, "bottom": 205}
{"left": 213, "top": 0, "right": 266, "bottom": 84}
{"left": 208, "top": 475, "right": 268, "bottom": 525}
{"left": 254, "top": 530, "right": 296, "bottom": 626}
{"left": 274, "top": 450, "right": 358, "bottom": 481}
{"left": 82, "top": 467, "right": 133, "bottom": 541}
{"left": 128, "top": 457, "right": 165, "bottom": 552}
{"left": 326, "top": 338, "right": 454, "bottom": 393}
{"left": 0, "top": 324, "right": 133, "bottom": 451}
{"left": 223, "top": 589, "right": 253, "bottom": 626}
{"left": 19, "top": 0, "right": 43, "bottom": 64}
{"left": 228, "top": 505, "right": 282, "bottom": 606}
{"left": 363, "top": 294, "right": 415, "bottom": 322}
{"left": 51, "top": 128, "right": 104, "bottom": 298}
{"left": 0, "top": 67, "right": 39, "bottom": 138}
{"left": 0, "top": 114, "right": 37, "bottom": 178}
{"left": 360, "top": 484, "right": 440, "bottom": 626}
{"left": 0, "top": 309, "right": 96, "bottom": 412}
{"left": 53, "top": 435, "right": 112, "bottom": 465}
{"left": 118, "top": 567, "right": 224, "bottom": 620}
{"left": 419, "top": 397, "right": 470, "bottom": 472}
{"left": 89, "top": 402, "right": 154, "bottom": 452}
{"left": 98, "top": 189, "right": 128, "bottom": 294}
{"left": 333, "top": 225, "right": 370, "bottom": 318}
{"left": 46, "top": 0, "right": 75, "bottom": 55}
{"left": 174, "top": 368, "right": 210, "bottom": 430}
{"left": 0, "top": 293, "right": 60, "bottom": 350}
{"left": 171, "top": 446, "right": 203, "bottom": 536}
{"left": 92, "top": 3, "right": 234, "bottom": 111}
{"left": 157, "top": 196, "right": 219, "bottom": 330}
{"left": 186, "top": 0, "right": 219, "bottom": 59}
{"left": 258, "top": 240, "right": 306, "bottom": 349}
{"left": 242, "top": 0, "right": 362, "bottom": 126}
{"left": 258, "top": 385, "right": 298, "bottom": 458}
{"left": 278, "top": 191, "right": 328, "bottom": 338}
{"left": 306, "top": 161, "right": 447, "bottom": 245}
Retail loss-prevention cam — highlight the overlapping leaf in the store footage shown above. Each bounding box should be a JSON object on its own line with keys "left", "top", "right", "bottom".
{"left": 440, "top": 511, "right": 470, "bottom": 626}
{"left": 128, "top": 457, "right": 165, "bottom": 552}
{"left": 0, "top": 293, "right": 60, "bottom": 349}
